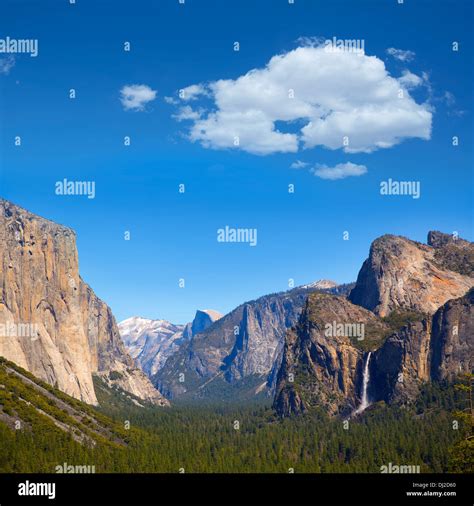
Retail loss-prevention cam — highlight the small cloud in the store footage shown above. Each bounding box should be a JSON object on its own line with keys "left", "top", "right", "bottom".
{"left": 164, "top": 96, "right": 178, "bottom": 105}
{"left": 398, "top": 70, "right": 423, "bottom": 89}
{"left": 443, "top": 91, "right": 456, "bottom": 107}
{"left": 0, "top": 56, "right": 15, "bottom": 75}
{"left": 180, "top": 84, "right": 208, "bottom": 101}
{"left": 172, "top": 105, "right": 202, "bottom": 122}
{"left": 311, "top": 162, "right": 367, "bottom": 180}
{"left": 120, "top": 84, "right": 157, "bottom": 111}
{"left": 386, "top": 47, "right": 416, "bottom": 62}
{"left": 442, "top": 91, "right": 466, "bottom": 117}
{"left": 450, "top": 109, "right": 466, "bottom": 118}
{"left": 290, "top": 160, "right": 309, "bottom": 169}
{"left": 295, "top": 35, "right": 326, "bottom": 47}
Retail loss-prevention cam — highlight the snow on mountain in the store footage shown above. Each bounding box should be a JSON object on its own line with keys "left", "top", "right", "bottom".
{"left": 119, "top": 309, "right": 223, "bottom": 378}
{"left": 300, "top": 279, "right": 338, "bottom": 290}
{"left": 118, "top": 317, "right": 186, "bottom": 377}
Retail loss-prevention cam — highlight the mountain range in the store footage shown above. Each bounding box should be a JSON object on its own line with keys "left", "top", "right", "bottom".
{"left": 1, "top": 199, "right": 473, "bottom": 419}
{"left": 118, "top": 309, "right": 222, "bottom": 377}
{"left": 151, "top": 281, "right": 354, "bottom": 401}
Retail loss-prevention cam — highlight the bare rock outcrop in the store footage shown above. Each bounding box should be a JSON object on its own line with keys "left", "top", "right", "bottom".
{"left": 349, "top": 233, "right": 474, "bottom": 317}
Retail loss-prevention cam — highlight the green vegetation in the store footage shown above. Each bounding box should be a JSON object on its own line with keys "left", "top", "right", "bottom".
{"left": 353, "top": 320, "right": 391, "bottom": 352}
{"left": 108, "top": 371, "right": 124, "bottom": 381}
{"left": 382, "top": 309, "right": 427, "bottom": 333}
{"left": 447, "top": 374, "right": 474, "bottom": 472}
{"left": 433, "top": 244, "right": 474, "bottom": 277}
{"left": 0, "top": 357, "right": 470, "bottom": 473}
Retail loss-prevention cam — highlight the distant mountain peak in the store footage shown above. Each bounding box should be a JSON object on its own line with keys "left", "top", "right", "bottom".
{"left": 197, "top": 309, "right": 223, "bottom": 321}
{"left": 300, "top": 279, "right": 338, "bottom": 290}
{"left": 118, "top": 317, "right": 185, "bottom": 377}
{"left": 119, "top": 309, "right": 222, "bottom": 377}
{"left": 187, "top": 309, "right": 223, "bottom": 337}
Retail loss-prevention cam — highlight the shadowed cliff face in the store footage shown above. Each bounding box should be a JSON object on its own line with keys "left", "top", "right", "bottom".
{"left": 372, "top": 288, "right": 474, "bottom": 403}
{"left": 371, "top": 320, "right": 432, "bottom": 404}
{"left": 0, "top": 199, "right": 168, "bottom": 406}
{"left": 430, "top": 288, "right": 474, "bottom": 381}
{"left": 348, "top": 234, "right": 474, "bottom": 317}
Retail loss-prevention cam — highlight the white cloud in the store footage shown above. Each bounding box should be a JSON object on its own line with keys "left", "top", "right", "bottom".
{"left": 443, "top": 91, "right": 455, "bottom": 107}
{"left": 441, "top": 91, "right": 465, "bottom": 117}
{"left": 164, "top": 96, "right": 178, "bottom": 105}
{"left": 172, "top": 105, "right": 202, "bottom": 122}
{"left": 295, "top": 36, "right": 327, "bottom": 47}
{"left": 0, "top": 56, "right": 15, "bottom": 75}
{"left": 386, "top": 47, "right": 416, "bottom": 62}
{"left": 311, "top": 162, "right": 367, "bottom": 180}
{"left": 174, "top": 43, "right": 431, "bottom": 155}
{"left": 120, "top": 84, "right": 157, "bottom": 111}
{"left": 398, "top": 70, "right": 423, "bottom": 89}
{"left": 290, "top": 160, "right": 309, "bottom": 169}
{"left": 180, "top": 84, "right": 208, "bottom": 101}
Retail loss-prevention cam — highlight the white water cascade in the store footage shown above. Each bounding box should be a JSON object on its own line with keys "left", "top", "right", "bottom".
{"left": 353, "top": 352, "right": 372, "bottom": 416}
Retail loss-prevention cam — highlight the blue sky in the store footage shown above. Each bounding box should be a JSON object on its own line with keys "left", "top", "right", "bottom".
{"left": 0, "top": 0, "right": 473, "bottom": 323}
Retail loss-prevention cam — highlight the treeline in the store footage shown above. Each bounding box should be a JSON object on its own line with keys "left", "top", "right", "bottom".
{"left": 0, "top": 373, "right": 471, "bottom": 473}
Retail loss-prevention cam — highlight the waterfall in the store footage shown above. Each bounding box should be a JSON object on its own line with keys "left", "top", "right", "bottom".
{"left": 353, "top": 351, "right": 372, "bottom": 416}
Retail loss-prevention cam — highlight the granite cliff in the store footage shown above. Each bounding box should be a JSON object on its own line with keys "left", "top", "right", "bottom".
{"left": 348, "top": 234, "right": 474, "bottom": 317}
{"left": 0, "top": 199, "right": 168, "bottom": 406}
{"left": 371, "top": 288, "right": 474, "bottom": 404}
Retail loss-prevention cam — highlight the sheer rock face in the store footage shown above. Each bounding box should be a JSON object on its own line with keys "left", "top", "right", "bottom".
{"left": 430, "top": 288, "right": 473, "bottom": 382}
{"left": 190, "top": 309, "right": 222, "bottom": 336}
{"left": 0, "top": 199, "right": 168, "bottom": 406}
{"left": 348, "top": 234, "right": 474, "bottom": 317}
{"left": 371, "top": 321, "right": 432, "bottom": 404}
{"left": 273, "top": 293, "right": 388, "bottom": 416}
{"left": 372, "top": 289, "right": 474, "bottom": 403}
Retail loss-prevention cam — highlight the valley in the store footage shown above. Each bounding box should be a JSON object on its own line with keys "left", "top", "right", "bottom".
{"left": 0, "top": 199, "right": 472, "bottom": 474}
